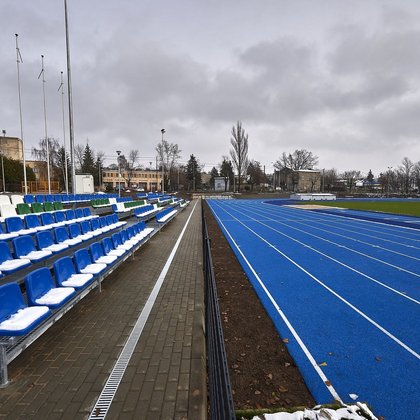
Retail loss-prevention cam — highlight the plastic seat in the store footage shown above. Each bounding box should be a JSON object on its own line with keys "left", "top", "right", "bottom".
{"left": 89, "top": 242, "right": 117, "bottom": 265}
{"left": 89, "top": 218, "right": 103, "bottom": 234}
{"left": 25, "top": 267, "right": 75, "bottom": 308}
{"left": 101, "top": 237, "right": 126, "bottom": 257}
{"left": 24, "top": 214, "right": 50, "bottom": 232}
{"left": 0, "top": 283, "right": 51, "bottom": 336}
{"left": 53, "top": 256, "right": 94, "bottom": 290}
{"left": 112, "top": 232, "right": 133, "bottom": 251}
{"left": 54, "top": 211, "right": 68, "bottom": 225}
{"left": 53, "top": 201, "right": 63, "bottom": 211}
{"left": 81, "top": 220, "right": 101, "bottom": 237}
{"left": 65, "top": 209, "right": 76, "bottom": 222}
{"left": 40, "top": 212, "right": 61, "bottom": 228}
{"left": 98, "top": 216, "right": 111, "bottom": 232}
{"left": 54, "top": 226, "right": 82, "bottom": 246}
{"left": 24, "top": 195, "right": 35, "bottom": 204}
{"left": 75, "top": 208, "right": 85, "bottom": 221}
{"left": 12, "top": 235, "right": 52, "bottom": 262}
{"left": 0, "top": 241, "right": 31, "bottom": 273}
{"left": 68, "top": 223, "right": 93, "bottom": 241}
{"left": 5, "top": 216, "right": 37, "bottom": 235}
{"left": 36, "top": 230, "right": 69, "bottom": 253}
{"left": 0, "top": 223, "right": 19, "bottom": 240}
{"left": 73, "top": 249, "right": 107, "bottom": 275}
{"left": 16, "top": 203, "right": 32, "bottom": 215}
{"left": 31, "top": 202, "right": 44, "bottom": 214}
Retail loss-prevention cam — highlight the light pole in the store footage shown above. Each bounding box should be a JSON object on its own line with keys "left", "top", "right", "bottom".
{"left": 116, "top": 150, "right": 121, "bottom": 197}
{"left": 161, "top": 128, "right": 165, "bottom": 194}
{"left": 387, "top": 166, "right": 392, "bottom": 198}
{"left": 58, "top": 71, "right": 69, "bottom": 194}
{"left": 1, "top": 130, "right": 6, "bottom": 193}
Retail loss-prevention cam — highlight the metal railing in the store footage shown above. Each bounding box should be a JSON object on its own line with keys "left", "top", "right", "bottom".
{"left": 202, "top": 203, "right": 235, "bottom": 420}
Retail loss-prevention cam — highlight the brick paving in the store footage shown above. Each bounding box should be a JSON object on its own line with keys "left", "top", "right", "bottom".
{"left": 0, "top": 200, "right": 206, "bottom": 419}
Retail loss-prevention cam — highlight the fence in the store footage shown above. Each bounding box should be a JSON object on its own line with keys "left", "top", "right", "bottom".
{"left": 202, "top": 203, "right": 235, "bottom": 420}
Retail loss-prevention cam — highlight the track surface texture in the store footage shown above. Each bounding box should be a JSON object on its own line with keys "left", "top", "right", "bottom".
{"left": 207, "top": 198, "right": 420, "bottom": 420}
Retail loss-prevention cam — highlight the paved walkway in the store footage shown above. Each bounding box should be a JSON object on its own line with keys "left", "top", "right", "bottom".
{"left": 0, "top": 200, "right": 206, "bottom": 419}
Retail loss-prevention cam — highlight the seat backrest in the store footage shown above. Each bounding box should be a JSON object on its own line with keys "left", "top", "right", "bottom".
{"left": 80, "top": 221, "right": 92, "bottom": 235}
{"left": 126, "top": 226, "right": 134, "bottom": 239}
{"left": 0, "top": 195, "right": 11, "bottom": 206}
{"left": 0, "top": 204, "right": 18, "bottom": 218}
{"left": 102, "top": 237, "right": 113, "bottom": 254}
{"left": 5, "top": 216, "right": 24, "bottom": 233}
{"left": 111, "top": 214, "right": 118, "bottom": 224}
{"left": 120, "top": 229, "right": 129, "bottom": 243}
{"left": 12, "top": 235, "right": 36, "bottom": 258}
{"left": 31, "top": 202, "right": 44, "bottom": 213}
{"left": 75, "top": 208, "right": 84, "bottom": 219}
{"left": 11, "top": 195, "right": 25, "bottom": 205}
{"left": 0, "top": 283, "right": 26, "bottom": 322}
{"left": 89, "top": 242, "right": 104, "bottom": 261}
{"left": 45, "top": 195, "right": 54, "bottom": 203}
{"left": 106, "top": 215, "right": 114, "bottom": 226}
{"left": 90, "top": 218, "right": 100, "bottom": 231}
{"left": 74, "top": 248, "right": 91, "bottom": 272}
{"left": 36, "top": 231, "right": 54, "bottom": 249}
{"left": 40, "top": 212, "right": 55, "bottom": 227}
{"left": 68, "top": 223, "right": 81, "bottom": 238}
{"left": 53, "top": 201, "right": 64, "bottom": 211}
{"left": 43, "top": 202, "right": 54, "bottom": 212}
{"left": 98, "top": 217, "right": 107, "bottom": 229}
{"left": 53, "top": 256, "right": 76, "bottom": 286}
{"left": 83, "top": 207, "right": 92, "bottom": 217}
{"left": 65, "top": 209, "right": 75, "bottom": 221}
{"left": 55, "top": 211, "right": 66, "bottom": 223}
{"left": 35, "top": 195, "right": 45, "bottom": 203}
{"left": 0, "top": 241, "right": 12, "bottom": 264}
{"left": 24, "top": 195, "right": 35, "bottom": 204}
{"left": 16, "top": 203, "right": 32, "bottom": 216}
{"left": 25, "top": 267, "right": 55, "bottom": 305}
{"left": 24, "top": 214, "right": 41, "bottom": 229}
{"left": 54, "top": 227, "right": 70, "bottom": 243}
{"left": 111, "top": 232, "right": 122, "bottom": 248}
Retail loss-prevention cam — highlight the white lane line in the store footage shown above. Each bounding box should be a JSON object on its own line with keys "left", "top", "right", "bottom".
{"left": 89, "top": 200, "right": 198, "bottom": 420}
{"left": 209, "top": 204, "right": 343, "bottom": 404}
{"left": 211, "top": 201, "right": 420, "bottom": 360}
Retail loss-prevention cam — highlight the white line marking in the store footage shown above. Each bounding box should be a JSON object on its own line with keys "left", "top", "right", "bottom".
{"left": 209, "top": 202, "right": 343, "bottom": 404}
{"left": 211, "top": 201, "right": 420, "bottom": 360}
{"left": 89, "top": 200, "right": 198, "bottom": 419}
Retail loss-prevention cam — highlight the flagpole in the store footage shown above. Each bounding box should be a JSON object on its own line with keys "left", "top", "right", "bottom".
{"left": 15, "top": 34, "right": 28, "bottom": 195}
{"left": 38, "top": 55, "right": 51, "bottom": 195}
{"left": 64, "top": 0, "right": 76, "bottom": 194}
{"left": 58, "top": 71, "right": 69, "bottom": 194}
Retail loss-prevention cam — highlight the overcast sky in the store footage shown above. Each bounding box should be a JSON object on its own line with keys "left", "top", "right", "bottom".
{"left": 1, "top": 0, "right": 420, "bottom": 175}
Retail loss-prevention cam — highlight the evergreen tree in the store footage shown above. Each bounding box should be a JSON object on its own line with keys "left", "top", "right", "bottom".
{"left": 209, "top": 167, "right": 219, "bottom": 190}
{"left": 81, "top": 144, "right": 95, "bottom": 174}
{"left": 185, "top": 154, "right": 202, "bottom": 191}
{"left": 366, "top": 169, "right": 374, "bottom": 183}
{"left": 219, "top": 157, "right": 234, "bottom": 192}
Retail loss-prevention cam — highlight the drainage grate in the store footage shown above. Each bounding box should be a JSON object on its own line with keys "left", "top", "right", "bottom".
{"left": 89, "top": 201, "right": 198, "bottom": 419}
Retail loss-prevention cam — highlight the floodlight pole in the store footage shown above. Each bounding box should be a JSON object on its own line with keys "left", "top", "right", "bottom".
{"left": 116, "top": 150, "right": 121, "bottom": 197}
{"left": 64, "top": 0, "right": 76, "bottom": 194}
{"left": 39, "top": 55, "right": 51, "bottom": 194}
{"left": 161, "top": 129, "right": 165, "bottom": 194}
{"left": 15, "top": 34, "right": 28, "bottom": 194}
{"left": 59, "top": 71, "right": 69, "bottom": 194}
{"left": 1, "top": 130, "right": 6, "bottom": 193}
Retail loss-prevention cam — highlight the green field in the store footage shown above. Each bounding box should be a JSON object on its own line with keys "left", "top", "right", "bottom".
{"left": 307, "top": 201, "right": 420, "bottom": 217}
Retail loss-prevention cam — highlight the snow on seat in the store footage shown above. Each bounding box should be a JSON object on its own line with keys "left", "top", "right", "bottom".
{"left": 25, "top": 267, "right": 76, "bottom": 309}
{"left": 12, "top": 235, "right": 53, "bottom": 262}
{"left": 24, "top": 214, "right": 50, "bottom": 231}
{"left": 69, "top": 222, "right": 93, "bottom": 241}
{"left": 53, "top": 256, "right": 94, "bottom": 289}
{"left": 36, "top": 230, "right": 69, "bottom": 253}
{"left": 54, "top": 226, "right": 82, "bottom": 247}
{"left": 40, "top": 212, "right": 62, "bottom": 229}
{"left": 101, "top": 237, "right": 126, "bottom": 258}
{"left": 120, "top": 229, "right": 138, "bottom": 247}
{"left": 156, "top": 208, "right": 177, "bottom": 223}
{"left": 5, "top": 216, "right": 37, "bottom": 236}
{"left": 0, "top": 241, "right": 31, "bottom": 274}
{"left": 80, "top": 220, "right": 101, "bottom": 238}
{"left": 0, "top": 283, "right": 50, "bottom": 336}
{"left": 89, "top": 242, "right": 118, "bottom": 265}
{"left": 0, "top": 223, "right": 19, "bottom": 240}
{"left": 74, "top": 248, "right": 107, "bottom": 275}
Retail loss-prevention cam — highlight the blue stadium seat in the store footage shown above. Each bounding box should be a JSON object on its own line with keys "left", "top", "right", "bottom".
{"left": 53, "top": 256, "right": 94, "bottom": 290}
{"left": 68, "top": 223, "right": 92, "bottom": 241}
{"left": 80, "top": 220, "right": 100, "bottom": 238}
{"left": 40, "top": 212, "right": 61, "bottom": 229}
{"left": 54, "top": 226, "right": 83, "bottom": 247}
{"left": 25, "top": 267, "right": 75, "bottom": 309}
{"left": 65, "top": 209, "right": 76, "bottom": 222}
{"left": 0, "top": 223, "right": 19, "bottom": 241}
{"left": 101, "top": 237, "right": 126, "bottom": 257}
{"left": 35, "top": 195, "right": 45, "bottom": 203}
{"left": 75, "top": 208, "right": 84, "bottom": 220}
{"left": 36, "top": 230, "right": 69, "bottom": 253}
{"left": 89, "top": 242, "right": 117, "bottom": 265}
{"left": 12, "top": 235, "right": 52, "bottom": 262}
{"left": 112, "top": 232, "right": 133, "bottom": 251}
{"left": 54, "top": 211, "right": 68, "bottom": 226}
{"left": 5, "top": 216, "right": 37, "bottom": 236}
{"left": 23, "top": 195, "right": 35, "bottom": 204}
{"left": 0, "top": 241, "right": 31, "bottom": 274}
{"left": 0, "top": 283, "right": 51, "bottom": 336}
{"left": 98, "top": 216, "right": 111, "bottom": 232}
{"left": 24, "top": 214, "right": 50, "bottom": 232}
{"left": 73, "top": 249, "right": 107, "bottom": 275}
{"left": 120, "top": 229, "right": 138, "bottom": 246}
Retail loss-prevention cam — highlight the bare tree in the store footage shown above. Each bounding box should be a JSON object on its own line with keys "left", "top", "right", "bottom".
{"left": 341, "top": 170, "right": 361, "bottom": 192}
{"left": 74, "top": 144, "right": 85, "bottom": 172}
{"left": 156, "top": 141, "right": 181, "bottom": 191}
{"left": 323, "top": 168, "right": 338, "bottom": 192}
{"left": 274, "top": 149, "right": 318, "bottom": 170}
{"left": 398, "top": 157, "right": 414, "bottom": 194}
{"left": 413, "top": 161, "right": 420, "bottom": 192}
{"left": 230, "top": 121, "right": 249, "bottom": 192}
{"left": 31, "top": 137, "right": 62, "bottom": 181}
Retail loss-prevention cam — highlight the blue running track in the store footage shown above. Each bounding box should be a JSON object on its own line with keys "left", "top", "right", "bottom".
{"left": 207, "top": 199, "right": 420, "bottom": 420}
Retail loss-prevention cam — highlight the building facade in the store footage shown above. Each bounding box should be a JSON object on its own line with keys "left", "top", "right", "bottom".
{"left": 102, "top": 168, "right": 162, "bottom": 191}
{"left": 274, "top": 168, "right": 321, "bottom": 192}
{"left": 1, "top": 136, "right": 24, "bottom": 161}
